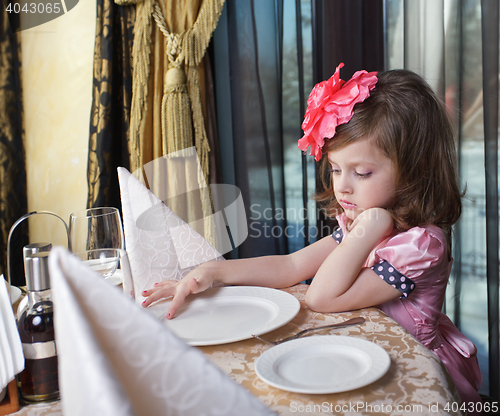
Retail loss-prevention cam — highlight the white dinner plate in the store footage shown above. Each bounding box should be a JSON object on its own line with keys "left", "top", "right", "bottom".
{"left": 10, "top": 285, "right": 22, "bottom": 304}
{"left": 148, "top": 286, "right": 300, "bottom": 346}
{"left": 105, "top": 269, "right": 123, "bottom": 286}
{"left": 255, "top": 335, "right": 391, "bottom": 394}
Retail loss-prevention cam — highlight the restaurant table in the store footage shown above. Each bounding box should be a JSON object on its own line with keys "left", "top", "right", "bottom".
{"left": 10, "top": 284, "right": 463, "bottom": 416}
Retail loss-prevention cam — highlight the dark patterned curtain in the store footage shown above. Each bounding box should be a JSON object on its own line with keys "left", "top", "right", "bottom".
{"left": 0, "top": 7, "right": 28, "bottom": 287}
{"left": 87, "top": 0, "right": 135, "bottom": 209}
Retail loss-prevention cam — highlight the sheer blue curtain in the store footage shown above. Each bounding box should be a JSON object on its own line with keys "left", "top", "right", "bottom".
{"left": 385, "top": 0, "right": 499, "bottom": 400}
{"left": 212, "top": 0, "right": 384, "bottom": 262}
{"left": 311, "top": 0, "right": 384, "bottom": 237}
{"left": 212, "top": 0, "right": 314, "bottom": 260}
{"left": 212, "top": 0, "right": 499, "bottom": 400}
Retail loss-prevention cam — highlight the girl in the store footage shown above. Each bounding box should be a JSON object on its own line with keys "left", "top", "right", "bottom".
{"left": 142, "top": 63, "right": 482, "bottom": 409}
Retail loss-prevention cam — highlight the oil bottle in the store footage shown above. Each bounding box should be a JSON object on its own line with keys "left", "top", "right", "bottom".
{"left": 17, "top": 252, "right": 59, "bottom": 403}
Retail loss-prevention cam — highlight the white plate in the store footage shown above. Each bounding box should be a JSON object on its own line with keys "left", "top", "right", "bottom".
{"left": 105, "top": 269, "right": 123, "bottom": 286}
{"left": 255, "top": 335, "right": 391, "bottom": 394}
{"left": 148, "top": 286, "right": 300, "bottom": 346}
{"left": 10, "top": 285, "right": 22, "bottom": 304}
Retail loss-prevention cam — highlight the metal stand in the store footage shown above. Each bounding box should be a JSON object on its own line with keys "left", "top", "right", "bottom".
{"left": 6, "top": 211, "right": 70, "bottom": 287}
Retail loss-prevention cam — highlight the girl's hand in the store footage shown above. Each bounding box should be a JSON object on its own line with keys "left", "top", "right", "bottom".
{"left": 348, "top": 208, "right": 394, "bottom": 241}
{"left": 306, "top": 207, "right": 396, "bottom": 313}
{"left": 141, "top": 263, "right": 216, "bottom": 319}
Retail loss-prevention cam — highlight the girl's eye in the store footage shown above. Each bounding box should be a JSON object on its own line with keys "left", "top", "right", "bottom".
{"left": 328, "top": 169, "right": 341, "bottom": 175}
{"left": 355, "top": 172, "right": 372, "bottom": 178}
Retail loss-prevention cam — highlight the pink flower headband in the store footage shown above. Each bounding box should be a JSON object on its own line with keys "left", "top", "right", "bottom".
{"left": 298, "top": 63, "right": 378, "bottom": 161}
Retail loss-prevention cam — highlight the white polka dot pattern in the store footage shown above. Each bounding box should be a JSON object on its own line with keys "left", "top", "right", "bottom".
{"left": 331, "top": 226, "right": 343, "bottom": 244}
{"left": 331, "top": 226, "right": 415, "bottom": 298}
{"left": 370, "top": 259, "right": 415, "bottom": 298}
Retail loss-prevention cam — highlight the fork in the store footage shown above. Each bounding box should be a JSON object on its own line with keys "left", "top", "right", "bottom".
{"left": 252, "top": 316, "right": 365, "bottom": 345}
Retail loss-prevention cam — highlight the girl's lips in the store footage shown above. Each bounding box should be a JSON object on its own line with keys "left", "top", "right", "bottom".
{"left": 340, "top": 199, "right": 357, "bottom": 210}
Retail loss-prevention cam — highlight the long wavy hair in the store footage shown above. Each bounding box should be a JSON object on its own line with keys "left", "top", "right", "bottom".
{"left": 315, "top": 69, "right": 462, "bottom": 234}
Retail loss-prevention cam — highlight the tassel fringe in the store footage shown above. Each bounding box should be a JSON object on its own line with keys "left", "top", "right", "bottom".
{"left": 126, "top": 0, "right": 226, "bottom": 249}
{"left": 162, "top": 82, "right": 193, "bottom": 154}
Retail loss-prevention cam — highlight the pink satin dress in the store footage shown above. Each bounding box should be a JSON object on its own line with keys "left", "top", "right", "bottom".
{"left": 335, "top": 213, "right": 482, "bottom": 411}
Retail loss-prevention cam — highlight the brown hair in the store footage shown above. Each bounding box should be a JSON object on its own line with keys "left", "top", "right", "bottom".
{"left": 316, "top": 69, "right": 462, "bottom": 232}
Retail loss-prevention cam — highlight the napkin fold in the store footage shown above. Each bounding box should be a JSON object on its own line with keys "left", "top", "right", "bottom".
{"left": 0, "top": 275, "right": 24, "bottom": 393}
{"left": 49, "top": 247, "right": 275, "bottom": 416}
{"left": 117, "top": 166, "right": 224, "bottom": 304}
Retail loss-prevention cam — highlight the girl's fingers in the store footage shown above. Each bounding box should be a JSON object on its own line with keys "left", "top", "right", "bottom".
{"left": 141, "top": 270, "right": 214, "bottom": 315}
{"left": 141, "top": 280, "right": 177, "bottom": 297}
{"left": 153, "top": 280, "right": 177, "bottom": 288}
{"left": 165, "top": 278, "right": 198, "bottom": 318}
{"left": 188, "top": 277, "right": 200, "bottom": 293}
{"left": 141, "top": 285, "right": 176, "bottom": 307}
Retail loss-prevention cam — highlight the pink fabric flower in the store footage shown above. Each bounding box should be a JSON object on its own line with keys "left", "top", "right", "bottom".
{"left": 298, "top": 63, "right": 378, "bottom": 161}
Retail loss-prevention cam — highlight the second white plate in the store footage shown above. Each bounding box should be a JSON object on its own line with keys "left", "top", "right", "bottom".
{"left": 255, "top": 335, "right": 391, "bottom": 394}
{"left": 10, "top": 285, "right": 22, "bottom": 304}
{"left": 148, "top": 286, "right": 300, "bottom": 346}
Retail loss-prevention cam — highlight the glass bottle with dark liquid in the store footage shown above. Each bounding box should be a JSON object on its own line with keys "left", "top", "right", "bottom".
{"left": 17, "top": 252, "right": 59, "bottom": 403}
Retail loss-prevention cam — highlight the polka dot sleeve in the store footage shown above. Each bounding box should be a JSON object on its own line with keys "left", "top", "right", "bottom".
{"left": 331, "top": 226, "right": 343, "bottom": 244}
{"left": 370, "top": 259, "right": 415, "bottom": 298}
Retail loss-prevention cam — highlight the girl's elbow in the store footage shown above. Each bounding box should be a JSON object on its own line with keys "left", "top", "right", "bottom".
{"left": 305, "top": 289, "right": 337, "bottom": 313}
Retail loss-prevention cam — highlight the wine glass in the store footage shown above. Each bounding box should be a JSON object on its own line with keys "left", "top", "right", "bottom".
{"left": 74, "top": 248, "right": 120, "bottom": 279}
{"left": 74, "top": 248, "right": 135, "bottom": 300}
{"left": 69, "top": 207, "right": 125, "bottom": 254}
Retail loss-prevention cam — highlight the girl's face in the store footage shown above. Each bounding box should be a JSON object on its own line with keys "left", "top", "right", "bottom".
{"left": 328, "top": 138, "right": 397, "bottom": 221}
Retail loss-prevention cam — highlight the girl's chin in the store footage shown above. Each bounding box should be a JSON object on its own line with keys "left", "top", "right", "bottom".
{"left": 344, "top": 210, "right": 360, "bottom": 221}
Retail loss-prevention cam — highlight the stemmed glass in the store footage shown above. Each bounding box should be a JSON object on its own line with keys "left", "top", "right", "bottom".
{"left": 69, "top": 207, "right": 125, "bottom": 284}
{"left": 74, "top": 248, "right": 121, "bottom": 279}
{"left": 73, "top": 248, "right": 135, "bottom": 300}
{"left": 69, "top": 207, "right": 125, "bottom": 254}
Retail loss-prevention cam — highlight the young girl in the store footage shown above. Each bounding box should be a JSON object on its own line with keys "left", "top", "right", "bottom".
{"left": 142, "top": 63, "right": 482, "bottom": 409}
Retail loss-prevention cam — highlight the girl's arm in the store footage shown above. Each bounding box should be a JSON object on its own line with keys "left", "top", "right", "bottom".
{"left": 306, "top": 208, "right": 401, "bottom": 313}
{"left": 142, "top": 233, "right": 339, "bottom": 317}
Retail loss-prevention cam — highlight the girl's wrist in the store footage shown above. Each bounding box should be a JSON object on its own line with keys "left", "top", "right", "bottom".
{"left": 200, "top": 258, "right": 233, "bottom": 286}
{"left": 347, "top": 208, "right": 393, "bottom": 241}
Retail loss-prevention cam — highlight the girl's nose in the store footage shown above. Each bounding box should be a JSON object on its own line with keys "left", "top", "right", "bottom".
{"left": 334, "top": 174, "right": 353, "bottom": 194}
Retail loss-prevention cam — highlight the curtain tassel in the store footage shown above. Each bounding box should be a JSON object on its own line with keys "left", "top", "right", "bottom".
{"left": 161, "top": 66, "right": 193, "bottom": 153}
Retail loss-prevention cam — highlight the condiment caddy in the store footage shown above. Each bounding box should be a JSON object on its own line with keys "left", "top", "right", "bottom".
{"left": 5, "top": 211, "right": 69, "bottom": 407}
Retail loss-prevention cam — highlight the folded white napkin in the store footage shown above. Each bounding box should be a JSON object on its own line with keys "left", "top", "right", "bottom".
{"left": 118, "top": 166, "right": 224, "bottom": 304}
{"left": 49, "top": 247, "right": 275, "bottom": 416}
{"left": 0, "top": 275, "right": 24, "bottom": 393}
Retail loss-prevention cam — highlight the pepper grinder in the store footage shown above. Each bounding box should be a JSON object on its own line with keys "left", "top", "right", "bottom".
{"left": 16, "top": 252, "right": 59, "bottom": 403}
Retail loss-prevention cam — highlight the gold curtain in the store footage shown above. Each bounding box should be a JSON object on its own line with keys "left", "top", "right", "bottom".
{"left": 115, "top": 0, "right": 225, "bottom": 247}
